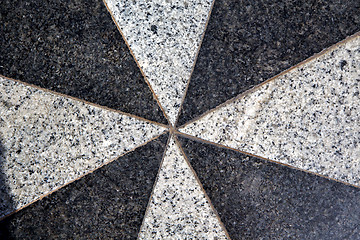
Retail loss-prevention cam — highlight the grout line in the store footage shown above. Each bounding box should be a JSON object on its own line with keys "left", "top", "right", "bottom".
{"left": 0, "top": 74, "right": 169, "bottom": 129}
{"left": 175, "top": 131, "right": 360, "bottom": 190}
{"left": 0, "top": 131, "right": 169, "bottom": 222}
{"left": 174, "top": 0, "right": 217, "bottom": 128}
{"left": 177, "top": 31, "right": 360, "bottom": 129}
{"left": 173, "top": 134, "right": 232, "bottom": 240}
{"left": 136, "top": 132, "right": 171, "bottom": 240}
{"left": 102, "top": 0, "right": 172, "bottom": 127}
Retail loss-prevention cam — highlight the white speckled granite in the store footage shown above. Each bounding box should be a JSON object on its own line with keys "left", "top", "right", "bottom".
{"left": 105, "top": 0, "right": 213, "bottom": 125}
{"left": 139, "top": 136, "right": 228, "bottom": 239}
{"left": 0, "top": 77, "right": 166, "bottom": 218}
{"left": 180, "top": 36, "right": 360, "bottom": 186}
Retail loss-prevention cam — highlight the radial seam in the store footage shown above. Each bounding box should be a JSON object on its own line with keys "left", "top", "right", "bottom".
{"left": 0, "top": 74, "right": 169, "bottom": 129}
{"left": 175, "top": 131, "right": 360, "bottom": 190}
{"left": 174, "top": 0, "right": 217, "bottom": 127}
{"left": 0, "top": 131, "right": 169, "bottom": 222}
{"left": 173, "top": 134, "right": 232, "bottom": 240}
{"left": 102, "top": 0, "right": 172, "bottom": 126}
{"left": 177, "top": 31, "right": 360, "bottom": 129}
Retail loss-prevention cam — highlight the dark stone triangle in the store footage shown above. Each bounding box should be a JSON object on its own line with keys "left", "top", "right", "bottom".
{"left": 0, "top": 0, "right": 167, "bottom": 124}
{"left": 177, "top": 0, "right": 360, "bottom": 126}
{"left": 0, "top": 133, "right": 168, "bottom": 239}
{"left": 178, "top": 135, "right": 360, "bottom": 240}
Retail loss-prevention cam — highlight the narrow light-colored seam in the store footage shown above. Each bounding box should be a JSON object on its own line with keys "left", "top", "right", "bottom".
{"left": 174, "top": 0, "right": 217, "bottom": 127}
{"left": 175, "top": 131, "right": 360, "bottom": 190}
{"left": 0, "top": 131, "right": 169, "bottom": 222}
{"left": 178, "top": 31, "right": 360, "bottom": 129}
{"left": 0, "top": 74, "right": 169, "bottom": 129}
{"left": 102, "top": 0, "right": 172, "bottom": 126}
{"left": 136, "top": 132, "right": 171, "bottom": 240}
{"left": 173, "top": 134, "right": 232, "bottom": 240}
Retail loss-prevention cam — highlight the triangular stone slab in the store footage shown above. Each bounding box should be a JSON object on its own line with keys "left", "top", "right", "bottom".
{"left": 0, "top": 0, "right": 167, "bottom": 124}
{"left": 0, "top": 134, "right": 168, "bottom": 239}
{"left": 177, "top": 0, "right": 360, "bottom": 126}
{"left": 139, "top": 136, "right": 228, "bottom": 239}
{"left": 105, "top": 0, "right": 213, "bottom": 125}
{"left": 179, "top": 136, "right": 360, "bottom": 240}
{"left": 180, "top": 35, "right": 360, "bottom": 186}
{"left": 0, "top": 76, "right": 166, "bottom": 218}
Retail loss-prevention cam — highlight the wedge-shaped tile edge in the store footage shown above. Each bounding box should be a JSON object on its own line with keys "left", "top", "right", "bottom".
{"left": 0, "top": 76, "right": 167, "bottom": 218}
{"left": 104, "top": 0, "right": 214, "bottom": 125}
{"left": 176, "top": 0, "right": 360, "bottom": 127}
{"left": 0, "top": 133, "right": 168, "bottom": 239}
{"left": 138, "top": 135, "right": 229, "bottom": 239}
{"left": 178, "top": 135, "right": 360, "bottom": 240}
{"left": 180, "top": 35, "right": 360, "bottom": 186}
{"left": 0, "top": 0, "right": 168, "bottom": 124}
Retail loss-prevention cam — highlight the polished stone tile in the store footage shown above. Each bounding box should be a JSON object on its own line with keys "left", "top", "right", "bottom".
{"left": 177, "top": 0, "right": 360, "bottom": 126}
{"left": 139, "top": 136, "right": 228, "bottom": 239}
{"left": 1, "top": 0, "right": 360, "bottom": 238}
{"left": 179, "top": 136, "right": 360, "bottom": 240}
{"left": 0, "top": 134, "right": 168, "bottom": 240}
{"left": 105, "top": 0, "right": 213, "bottom": 125}
{"left": 180, "top": 35, "right": 360, "bottom": 186}
{"left": 0, "top": 76, "right": 166, "bottom": 218}
{"left": 0, "top": 0, "right": 167, "bottom": 124}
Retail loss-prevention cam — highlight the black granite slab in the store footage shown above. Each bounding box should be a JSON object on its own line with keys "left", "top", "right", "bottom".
{"left": 178, "top": 135, "right": 360, "bottom": 240}
{"left": 0, "top": 133, "right": 168, "bottom": 240}
{"left": 177, "top": 0, "right": 360, "bottom": 126}
{"left": 0, "top": 0, "right": 167, "bottom": 124}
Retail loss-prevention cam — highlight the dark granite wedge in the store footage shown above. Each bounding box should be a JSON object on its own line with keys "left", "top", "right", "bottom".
{"left": 177, "top": 0, "right": 360, "bottom": 126}
{"left": 0, "top": 133, "right": 168, "bottom": 240}
{"left": 178, "top": 135, "right": 360, "bottom": 240}
{"left": 0, "top": 0, "right": 167, "bottom": 124}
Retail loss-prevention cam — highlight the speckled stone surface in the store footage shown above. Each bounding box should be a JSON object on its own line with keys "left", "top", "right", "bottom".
{"left": 105, "top": 0, "right": 213, "bottom": 125}
{"left": 1, "top": 0, "right": 360, "bottom": 237}
{"left": 139, "top": 136, "right": 228, "bottom": 239}
{"left": 0, "top": 134, "right": 168, "bottom": 240}
{"left": 177, "top": 0, "right": 360, "bottom": 126}
{"left": 180, "top": 35, "right": 360, "bottom": 186}
{"left": 0, "top": 0, "right": 167, "bottom": 124}
{"left": 0, "top": 76, "right": 166, "bottom": 218}
{"left": 178, "top": 136, "right": 360, "bottom": 240}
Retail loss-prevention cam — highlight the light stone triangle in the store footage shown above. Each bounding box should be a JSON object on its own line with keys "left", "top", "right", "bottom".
{"left": 180, "top": 35, "right": 360, "bottom": 186}
{"left": 0, "top": 77, "right": 166, "bottom": 218}
{"left": 139, "top": 136, "right": 228, "bottom": 239}
{"left": 105, "top": 0, "right": 213, "bottom": 125}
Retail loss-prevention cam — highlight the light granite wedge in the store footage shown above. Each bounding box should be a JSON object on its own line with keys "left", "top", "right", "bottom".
{"left": 180, "top": 35, "right": 360, "bottom": 186}
{"left": 105, "top": 0, "right": 213, "bottom": 125}
{"left": 0, "top": 77, "right": 166, "bottom": 218}
{"left": 138, "top": 136, "right": 229, "bottom": 239}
